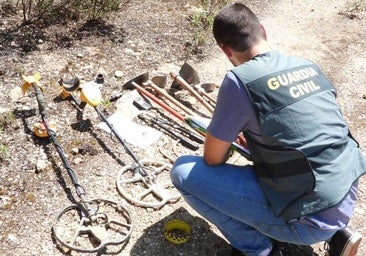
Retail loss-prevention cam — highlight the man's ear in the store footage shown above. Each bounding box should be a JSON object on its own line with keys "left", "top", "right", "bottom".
{"left": 219, "top": 44, "right": 232, "bottom": 58}
{"left": 260, "top": 24, "right": 267, "bottom": 40}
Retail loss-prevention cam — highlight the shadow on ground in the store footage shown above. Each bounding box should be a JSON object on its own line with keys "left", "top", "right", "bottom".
{"left": 129, "top": 206, "right": 321, "bottom": 256}
{"left": 129, "top": 207, "right": 228, "bottom": 256}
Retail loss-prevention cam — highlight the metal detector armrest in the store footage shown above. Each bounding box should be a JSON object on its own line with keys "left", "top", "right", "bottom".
{"left": 59, "top": 77, "right": 81, "bottom": 92}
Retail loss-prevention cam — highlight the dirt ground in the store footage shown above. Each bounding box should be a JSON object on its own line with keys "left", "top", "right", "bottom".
{"left": 0, "top": 0, "right": 366, "bottom": 255}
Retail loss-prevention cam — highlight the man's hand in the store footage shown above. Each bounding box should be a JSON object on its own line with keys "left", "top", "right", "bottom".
{"left": 236, "top": 133, "right": 248, "bottom": 148}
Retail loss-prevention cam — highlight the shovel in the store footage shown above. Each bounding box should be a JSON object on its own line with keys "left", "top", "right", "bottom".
{"left": 170, "top": 63, "right": 215, "bottom": 114}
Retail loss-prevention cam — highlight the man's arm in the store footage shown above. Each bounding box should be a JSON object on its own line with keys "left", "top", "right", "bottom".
{"left": 203, "top": 133, "right": 232, "bottom": 166}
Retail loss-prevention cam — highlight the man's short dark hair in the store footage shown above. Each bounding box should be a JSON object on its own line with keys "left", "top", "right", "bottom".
{"left": 213, "top": 2, "right": 265, "bottom": 52}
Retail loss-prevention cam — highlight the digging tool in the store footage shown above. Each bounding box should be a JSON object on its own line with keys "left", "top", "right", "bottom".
{"left": 59, "top": 75, "right": 181, "bottom": 208}
{"left": 171, "top": 62, "right": 200, "bottom": 89}
{"left": 201, "top": 82, "right": 216, "bottom": 93}
{"left": 200, "top": 82, "right": 217, "bottom": 104}
{"left": 170, "top": 64, "right": 215, "bottom": 114}
{"left": 141, "top": 110, "right": 204, "bottom": 144}
{"left": 192, "top": 84, "right": 217, "bottom": 106}
{"left": 145, "top": 75, "right": 195, "bottom": 116}
{"left": 122, "top": 73, "right": 186, "bottom": 121}
{"left": 172, "top": 63, "right": 217, "bottom": 107}
{"left": 132, "top": 97, "right": 205, "bottom": 145}
{"left": 185, "top": 115, "right": 251, "bottom": 160}
{"left": 21, "top": 74, "right": 133, "bottom": 253}
{"left": 138, "top": 113, "right": 199, "bottom": 151}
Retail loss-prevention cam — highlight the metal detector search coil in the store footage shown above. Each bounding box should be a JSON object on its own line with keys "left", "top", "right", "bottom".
{"left": 164, "top": 219, "right": 191, "bottom": 245}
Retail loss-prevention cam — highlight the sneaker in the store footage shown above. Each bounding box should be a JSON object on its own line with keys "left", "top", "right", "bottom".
{"left": 328, "top": 227, "right": 362, "bottom": 256}
{"left": 272, "top": 239, "right": 317, "bottom": 255}
{"left": 268, "top": 244, "right": 284, "bottom": 256}
{"left": 215, "top": 247, "right": 245, "bottom": 256}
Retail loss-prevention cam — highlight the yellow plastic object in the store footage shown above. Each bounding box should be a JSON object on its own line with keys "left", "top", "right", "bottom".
{"left": 59, "top": 89, "right": 71, "bottom": 100}
{"left": 164, "top": 219, "right": 191, "bottom": 245}
{"left": 33, "top": 121, "right": 57, "bottom": 138}
{"left": 22, "top": 73, "right": 41, "bottom": 84}
{"left": 21, "top": 82, "right": 32, "bottom": 96}
{"left": 21, "top": 73, "right": 42, "bottom": 95}
{"left": 79, "top": 85, "right": 102, "bottom": 107}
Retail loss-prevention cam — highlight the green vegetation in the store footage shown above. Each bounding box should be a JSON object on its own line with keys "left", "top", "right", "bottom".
{"left": 344, "top": 0, "right": 366, "bottom": 12}
{"left": 0, "top": 111, "right": 14, "bottom": 161}
{"left": 0, "top": 0, "right": 127, "bottom": 24}
{"left": 187, "top": 0, "right": 230, "bottom": 55}
{"left": 73, "top": 0, "right": 123, "bottom": 20}
{"left": 339, "top": 0, "right": 366, "bottom": 17}
{"left": 0, "top": 111, "right": 14, "bottom": 132}
{"left": 0, "top": 144, "right": 8, "bottom": 161}
{"left": 102, "top": 99, "right": 112, "bottom": 108}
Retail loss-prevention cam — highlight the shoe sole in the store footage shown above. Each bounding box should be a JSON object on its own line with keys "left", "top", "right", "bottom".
{"left": 340, "top": 232, "right": 362, "bottom": 256}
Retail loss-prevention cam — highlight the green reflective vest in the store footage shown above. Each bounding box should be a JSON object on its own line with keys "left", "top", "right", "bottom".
{"left": 232, "top": 51, "right": 366, "bottom": 221}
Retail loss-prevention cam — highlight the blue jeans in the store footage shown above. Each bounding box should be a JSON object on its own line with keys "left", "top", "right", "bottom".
{"left": 170, "top": 155, "right": 337, "bottom": 256}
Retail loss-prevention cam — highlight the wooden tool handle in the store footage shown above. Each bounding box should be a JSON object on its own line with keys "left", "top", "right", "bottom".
{"left": 131, "top": 82, "right": 185, "bottom": 121}
{"left": 146, "top": 81, "right": 195, "bottom": 116}
{"left": 170, "top": 72, "right": 215, "bottom": 114}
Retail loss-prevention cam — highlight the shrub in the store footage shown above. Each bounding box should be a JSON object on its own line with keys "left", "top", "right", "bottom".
{"left": 187, "top": 0, "right": 230, "bottom": 56}
{"left": 16, "top": 0, "right": 126, "bottom": 24}
{"left": 0, "top": 111, "right": 13, "bottom": 161}
{"left": 73, "top": 0, "right": 123, "bottom": 20}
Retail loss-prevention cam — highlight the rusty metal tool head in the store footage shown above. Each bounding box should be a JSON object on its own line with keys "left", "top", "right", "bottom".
{"left": 151, "top": 75, "right": 168, "bottom": 88}
{"left": 170, "top": 71, "right": 215, "bottom": 114}
{"left": 171, "top": 62, "right": 200, "bottom": 89}
{"left": 201, "top": 83, "right": 216, "bottom": 93}
{"left": 170, "top": 63, "right": 215, "bottom": 114}
{"left": 122, "top": 73, "right": 186, "bottom": 121}
{"left": 193, "top": 82, "right": 217, "bottom": 105}
{"left": 146, "top": 75, "right": 195, "bottom": 116}
{"left": 122, "top": 72, "right": 149, "bottom": 90}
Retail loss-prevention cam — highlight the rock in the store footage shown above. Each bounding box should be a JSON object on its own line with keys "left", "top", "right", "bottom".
{"left": 124, "top": 48, "right": 134, "bottom": 54}
{"left": 115, "top": 70, "right": 124, "bottom": 78}
{"left": 143, "top": 237, "right": 153, "bottom": 244}
{"left": 7, "top": 234, "right": 18, "bottom": 243}
{"left": 36, "top": 159, "right": 49, "bottom": 173}
{"left": 9, "top": 87, "right": 23, "bottom": 102}
{"left": 71, "top": 147, "right": 79, "bottom": 155}
{"left": 0, "top": 107, "right": 11, "bottom": 114}
{"left": 74, "top": 157, "right": 83, "bottom": 164}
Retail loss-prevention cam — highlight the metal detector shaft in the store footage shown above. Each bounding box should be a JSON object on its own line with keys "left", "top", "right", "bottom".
{"left": 94, "top": 107, "right": 150, "bottom": 177}
{"left": 32, "top": 84, "right": 88, "bottom": 201}
{"left": 60, "top": 76, "right": 152, "bottom": 180}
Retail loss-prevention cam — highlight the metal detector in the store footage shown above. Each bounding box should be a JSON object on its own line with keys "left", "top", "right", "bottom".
{"left": 21, "top": 74, "right": 133, "bottom": 253}
{"left": 58, "top": 75, "right": 181, "bottom": 209}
